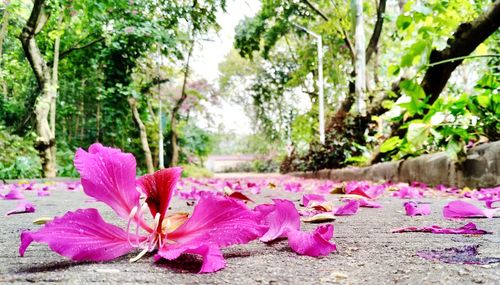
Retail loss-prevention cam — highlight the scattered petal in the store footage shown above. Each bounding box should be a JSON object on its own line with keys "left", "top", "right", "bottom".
{"left": 443, "top": 200, "right": 499, "bottom": 219}
{"left": 417, "top": 245, "right": 500, "bottom": 265}
{"left": 6, "top": 200, "right": 35, "bottom": 216}
{"left": 334, "top": 199, "right": 360, "bottom": 216}
{"left": 404, "top": 201, "right": 431, "bottom": 216}
{"left": 392, "top": 222, "right": 491, "bottom": 234}
{"left": 287, "top": 224, "right": 337, "bottom": 257}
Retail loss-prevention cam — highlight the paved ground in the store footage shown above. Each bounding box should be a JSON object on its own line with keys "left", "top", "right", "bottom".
{"left": 1, "top": 178, "right": 499, "bottom": 285}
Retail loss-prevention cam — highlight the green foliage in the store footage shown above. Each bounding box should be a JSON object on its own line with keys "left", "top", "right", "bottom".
{"left": 0, "top": 128, "right": 41, "bottom": 179}
{"left": 180, "top": 164, "right": 213, "bottom": 178}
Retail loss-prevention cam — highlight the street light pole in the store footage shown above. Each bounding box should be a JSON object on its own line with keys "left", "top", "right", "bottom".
{"left": 292, "top": 23, "right": 325, "bottom": 144}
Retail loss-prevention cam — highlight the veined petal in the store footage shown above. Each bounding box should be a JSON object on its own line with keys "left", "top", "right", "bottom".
{"left": 404, "top": 201, "right": 431, "bottom": 216}
{"left": 156, "top": 243, "right": 225, "bottom": 273}
{"left": 20, "top": 208, "right": 138, "bottom": 261}
{"left": 74, "top": 143, "right": 139, "bottom": 220}
{"left": 256, "top": 199, "right": 300, "bottom": 242}
{"left": 138, "top": 167, "right": 182, "bottom": 224}
{"left": 168, "top": 195, "right": 265, "bottom": 247}
{"left": 287, "top": 224, "right": 337, "bottom": 257}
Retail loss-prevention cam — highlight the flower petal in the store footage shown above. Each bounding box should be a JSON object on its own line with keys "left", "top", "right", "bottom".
{"left": 6, "top": 200, "right": 35, "bottom": 216}
{"left": 287, "top": 224, "right": 337, "bottom": 257}
{"left": 74, "top": 143, "right": 140, "bottom": 219}
{"left": 20, "top": 208, "right": 137, "bottom": 261}
{"left": 168, "top": 195, "right": 265, "bottom": 247}
{"left": 256, "top": 199, "right": 300, "bottom": 242}
{"left": 391, "top": 222, "right": 491, "bottom": 234}
{"left": 334, "top": 199, "right": 360, "bottom": 216}
{"left": 1, "top": 187, "right": 25, "bottom": 200}
{"left": 404, "top": 201, "right": 431, "bottom": 216}
{"left": 443, "top": 200, "right": 498, "bottom": 219}
{"left": 302, "top": 194, "right": 326, "bottom": 207}
{"left": 156, "top": 243, "right": 225, "bottom": 273}
{"left": 138, "top": 167, "right": 182, "bottom": 223}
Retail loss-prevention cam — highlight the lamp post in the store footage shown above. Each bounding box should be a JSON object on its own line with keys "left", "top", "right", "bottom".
{"left": 292, "top": 23, "right": 325, "bottom": 144}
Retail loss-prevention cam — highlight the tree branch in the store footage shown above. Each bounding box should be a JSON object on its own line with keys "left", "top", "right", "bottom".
{"left": 55, "top": 36, "right": 105, "bottom": 63}
{"left": 365, "top": 0, "right": 387, "bottom": 63}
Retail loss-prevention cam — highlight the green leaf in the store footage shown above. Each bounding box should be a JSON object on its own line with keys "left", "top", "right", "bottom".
{"left": 396, "top": 15, "right": 412, "bottom": 30}
{"left": 380, "top": 137, "right": 403, "bottom": 153}
{"left": 407, "top": 122, "right": 429, "bottom": 148}
{"left": 477, "top": 95, "right": 490, "bottom": 108}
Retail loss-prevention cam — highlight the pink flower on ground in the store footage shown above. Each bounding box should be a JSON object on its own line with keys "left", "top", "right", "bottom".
{"left": 1, "top": 187, "right": 25, "bottom": 200}
{"left": 344, "top": 181, "right": 385, "bottom": 199}
{"left": 334, "top": 199, "right": 360, "bottom": 216}
{"left": 302, "top": 194, "right": 326, "bottom": 207}
{"left": 404, "top": 201, "right": 431, "bottom": 216}
{"left": 392, "top": 222, "right": 491, "bottom": 234}
{"left": 19, "top": 144, "right": 264, "bottom": 273}
{"left": 255, "top": 199, "right": 336, "bottom": 257}
{"left": 6, "top": 200, "right": 35, "bottom": 216}
{"left": 443, "top": 200, "right": 499, "bottom": 219}
{"left": 283, "top": 182, "right": 303, "bottom": 193}
{"left": 392, "top": 186, "right": 424, "bottom": 199}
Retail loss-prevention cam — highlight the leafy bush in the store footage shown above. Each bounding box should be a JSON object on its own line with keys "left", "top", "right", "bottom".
{"left": 0, "top": 128, "right": 41, "bottom": 179}
{"left": 180, "top": 164, "right": 214, "bottom": 178}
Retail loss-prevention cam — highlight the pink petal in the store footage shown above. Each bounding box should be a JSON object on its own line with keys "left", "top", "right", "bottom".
{"left": 74, "top": 143, "right": 140, "bottom": 220}
{"left": 392, "top": 222, "right": 491, "bottom": 234}
{"left": 443, "top": 200, "right": 498, "bottom": 219}
{"left": 155, "top": 244, "right": 225, "bottom": 273}
{"left": 404, "top": 201, "right": 431, "bottom": 216}
{"left": 392, "top": 186, "right": 424, "bottom": 199}
{"left": 138, "top": 167, "right": 182, "bottom": 224}
{"left": 37, "top": 189, "right": 50, "bottom": 197}
{"left": 256, "top": 199, "right": 337, "bottom": 257}
{"left": 358, "top": 198, "right": 382, "bottom": 208}
{"left": 20, "top": 208, "right": 137, "bottom": 261}
{"left": 287, "top": 225, "right": 337, "bottom": 257}
{"left": 1, "top": 188, "right": 25, "bottom": 200}
{"left": 302, "top": 194, "right": 326, "bottom": 207}
{"left": 256, "top": 199, "right": 300, "bottom": 242}
{"left": 345, "top": 182, "right": 385, "bottom": 199}
{"left": 168, "top": 195, "right": 265, "bottom": 247}
{"left": 334, "top": 199, "right": 360, "bottom": 216}
{"left": 6, "top": 200, "right": 35, "bottom": 216}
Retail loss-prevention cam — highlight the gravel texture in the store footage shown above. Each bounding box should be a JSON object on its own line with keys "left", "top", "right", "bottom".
{"left": 1, "top": 178, "right": 499, "bottom": 285}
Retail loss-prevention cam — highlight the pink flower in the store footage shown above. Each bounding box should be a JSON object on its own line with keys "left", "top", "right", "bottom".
{"left": 443, "top": 200, "right": 499, "bottom": 219}
{"left": 255, "top": 199, "right": 336, "bottom": 257}
{"left": 404, "top": 201, "right": 431, "bottom": 216}
{"left": 344, "top": 181, "right": 385, "bottom": 199}
{"left": 302, "top": 194, "right": 326, "bottom": 207}
{"left": 392, "top": 186, "right": 424, "bottom": 199}
{"left": 6, "top": 200, "right": 35, "bottom": 216}
{"left": 392, "top": 222, "right": 491, "bottom": 234}
{"left": 19, "top": 144, "right": 264, "bottom": 273}
{"left": 1, "top": 187, "right": 25, "bottom": 200}
{"left": 334, "top": 199, "right": 360, "bottom": 216}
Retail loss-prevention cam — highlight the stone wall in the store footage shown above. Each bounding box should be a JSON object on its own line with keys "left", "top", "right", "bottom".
{"left": 291, "top": 141, "right": 500, "bottom": 188}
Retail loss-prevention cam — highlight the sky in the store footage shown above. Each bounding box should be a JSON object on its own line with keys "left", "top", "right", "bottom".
{"left": 190, "top": 0, "right": 261, "bottom": 135}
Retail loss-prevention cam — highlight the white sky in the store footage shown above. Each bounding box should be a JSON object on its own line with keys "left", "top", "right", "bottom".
{"left": 190, "top": 0, "right": 261, "bottom": 135}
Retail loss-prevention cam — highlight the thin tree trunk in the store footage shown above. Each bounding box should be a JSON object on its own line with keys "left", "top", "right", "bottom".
{"left": 48, "top": 14, "right": 62, "bottom": 171}
{"left": 19, "top": 0, "right": 57, "bottom": 177}
{"left": 170, "top": 37, "right": 194, "bottom": 167}
{"left": 354, "top": 0, "right": 366, "bottom": 115}
{"left": 129, "top": 97, "right": 154, "bottom": 174}
{"left": 0, "top": 4, "right": 9, "bottom": 96}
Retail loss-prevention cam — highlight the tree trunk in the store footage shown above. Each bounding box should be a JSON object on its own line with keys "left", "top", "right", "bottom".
{"left": 19, "top": 0, "right": 57, "bottom": 177}
{"left": 353, "top": 0, "right": 366, "bottom": 115}
{"left": 0, "top": 4, "right": 9, "bottom": 96}
{"left": 170, "top": 37, "right": 194, "bottom": 167}
{"left": 49, "top": 14, "right": 62, "bottom": 172}
{"left": 128, "top": 97, "right": 154, "bottom": 174}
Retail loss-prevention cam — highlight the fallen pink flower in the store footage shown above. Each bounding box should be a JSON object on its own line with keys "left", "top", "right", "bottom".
{"left": 443, "top": 200, "right": 499, "bottom": 219}
{"left": 283, "top": 182, "right": 303, "bottom": 193}
{"left": 392, "top": 186, "right": 424, "bottom": 199}
{"left": 302, "top": 194, "right": 326, "bottom": 207}
{"left": 37, "top": 189, "right": 50, "bottom": 197}
{"left": 341, "top": 198, "right": 382, "bottom": 208}
{"left": 6, "top": 200, "right": 35, "bottom": 216}
{"left": 255, "top": 199, "right": 336, "bottom": 257}
{"left": 344, "top": 181, "right": 385, "bottom": 199}
{"left": 20, "top": 143, "right": 265, "bottom": 273}
{"left": 404, "top": 201, "right": 431, "bottom": 216}
{"left": 334, "top": 199, "right": 360, "bottom": 216}
{"left": 1, "top": 187, "right": 25, "bottom": 200}
{"left": 392, "top": 222, "right": 491, "bottom": 234}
